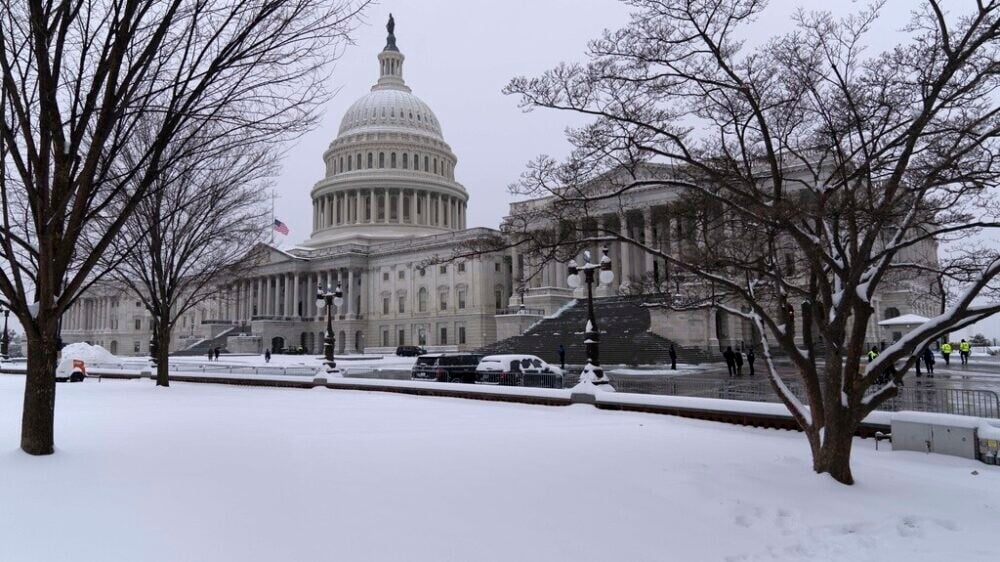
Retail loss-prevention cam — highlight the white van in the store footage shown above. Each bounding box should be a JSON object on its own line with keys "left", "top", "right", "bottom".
{"left": 475, "top": 354, "right": 563, "bottom": 388}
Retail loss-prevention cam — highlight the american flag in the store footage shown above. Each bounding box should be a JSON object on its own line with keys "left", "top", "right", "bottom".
{"left": 273, "top": 219, "right": 289, "bottom": 236}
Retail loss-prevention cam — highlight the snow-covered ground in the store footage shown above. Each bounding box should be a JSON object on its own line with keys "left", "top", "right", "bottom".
{"left": 0, "top": 377, "right": 996, "bottom": 561}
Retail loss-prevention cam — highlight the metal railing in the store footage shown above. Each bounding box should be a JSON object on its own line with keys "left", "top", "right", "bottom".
{"left": 475, "top": 372, "right": 564, "bottom": 389}
{"left": 497, "top": 307, "right": 546, "bottom": 316}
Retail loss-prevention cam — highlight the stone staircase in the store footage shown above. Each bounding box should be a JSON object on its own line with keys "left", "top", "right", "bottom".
{"left": 477, "top": 296, "right": 711, "bottom": 366}
{"left": 172, "top": 326, "right": 238, "bottom": 357}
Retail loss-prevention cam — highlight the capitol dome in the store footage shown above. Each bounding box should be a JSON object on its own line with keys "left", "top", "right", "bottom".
{"left": 302, "top": 15, "right": 468, "bottom": 249}
{"left": 337, "top": 88, "right": 443, "bottom": 140}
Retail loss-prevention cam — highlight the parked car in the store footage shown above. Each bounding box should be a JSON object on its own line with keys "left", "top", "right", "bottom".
{"left": 396, "top": 345, "right": 427, "bottom": 357}
{"left": 475, "top": 354, "right": 563, "bottom": 388}
{"left": 410, "top": 353, "right": 483, "bottom": 383}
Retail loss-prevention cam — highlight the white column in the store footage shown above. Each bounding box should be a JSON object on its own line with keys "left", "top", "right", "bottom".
{"left": 293, "top": 273, "right": 300, "bottom": 318}
{"left": 643, "top": 208, "right": 655, "bottom": 275}
{"left": 347, "top": 268, "right": 355, "bottom": 317}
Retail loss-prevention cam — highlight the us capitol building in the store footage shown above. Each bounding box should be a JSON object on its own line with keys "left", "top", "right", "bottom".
{"left": 60, "top": 18, "right": 939, "bottom": 357}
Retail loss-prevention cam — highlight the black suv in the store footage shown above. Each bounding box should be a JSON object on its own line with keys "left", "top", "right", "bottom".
{"left": 410, "top": 353, "right": 483, "bottom": 383}
{"left": 395, "top": 345, "right": 427, "bottom": 357}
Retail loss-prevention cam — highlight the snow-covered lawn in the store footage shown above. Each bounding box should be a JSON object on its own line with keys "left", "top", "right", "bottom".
{"left": 171, "top": 352, "right": 417, "bottom": 371}
{"left": 0, "top": 377, "right": 997, "bottom": 562}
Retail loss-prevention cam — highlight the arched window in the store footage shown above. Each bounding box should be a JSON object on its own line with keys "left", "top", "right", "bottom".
{"left": 424, "top": 156, "right": 429, "bottom": 171}
{"left": 433, "top": 158, "right": 438, "bottom": 174}
{"left": 356, "top": 153, "right": 361, "bottom": 169}
{"left": 379, "top": 152, "right": 385, "bottom": 168}
{"left": 367, "top": 153, "right": 373, "bottom": 168}
{"left": 347, "top": 156, "right": 352, "bottom": 172}
{"left": 402, "top": 153, "right": 408, "bottom": 169}
{"left": 418, "top": 287, "right": 428, "bottom": 312}
{"left": 884, "top": 307, "right": 900, "bottom": 319}
{"left": 339, "top": 157, "right": 344, "bottom": 174}
{"left": 391, "top": 153, "right": 397, "bottom": 168}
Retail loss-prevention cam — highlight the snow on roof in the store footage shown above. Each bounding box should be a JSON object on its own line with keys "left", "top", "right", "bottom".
{"left": 878, "top": 314, "right": 930, "bottom": 326}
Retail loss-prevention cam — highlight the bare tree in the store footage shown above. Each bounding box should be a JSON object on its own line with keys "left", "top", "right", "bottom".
{"left": 108, "top": 135, "right": 272, "bottom": 388}
{"left": 472, "top": 0, "right": 1000, "bottom": 484}
{"left": 0, "top": 0, "right": 369, "bottom": 455}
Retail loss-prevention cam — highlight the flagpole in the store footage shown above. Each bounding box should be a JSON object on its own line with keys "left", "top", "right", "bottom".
{"left": 269, "top": 190, "right": 276, "bottom": 246}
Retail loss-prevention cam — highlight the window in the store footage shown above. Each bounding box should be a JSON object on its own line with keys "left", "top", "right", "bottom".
{"left": 356, "top": 153, "right": 361, "bottom": 169}
{"left": 418, "top": 288, "right": 428, "bottom": 312}
{"left": 390, "top": 153, "right": 397, "bottom": 168}
{"left": 424, "top": 156, "right": 429, "bottom": 171}
{"left": 134, "top": 341, "right": 140, "bottom": 353}
{"left": 367, "top": 153, "right": 373, "bottom": 168}
{"left": 382, "top": 329, "right": 389, "bottom": 346}
{"left": 398, "top": 270, "right": 405, "bottom": 280}
{"left": 398, "top": 295, "right": 405, "bottom": 314}
{"left": 379, "top": 152, "right": 385, "bottom": 168}
{"left": 383, "top": 272, "right": 389, "bottom": 281}
{"left": 402, "top": 153, "right": 408, "bottom": 169}
{"left": 382, "top": 296, "right": 390, "bottom": 315}
{"left": 398, "top": 329, "right": 405, "bottom": 345}
{"left": 339, "top": 157, "right": 344, "bottom": 173}
{"left": 439, "top": 265, "right": 447, "bottom": 274}
{"left": 458, "top": 289, "right": 467, "bottom": 310}
{"left": 458, "top": 262, "right": 466, "bottom": 273}
{"left": 439, "top": 291, "right": 448, "bottom": 311}
{"left": 495, "top": 289, "right": 503, "bottom": 309}
{"left": 414, "top": 153, "right": 420, "bottom": 171}
{"left": 135, "top": 318, "right": 141, "bottom": 331}
{"left": 136, "top": 301, "right": 141, "bottom": 308}
{"left": 439, "top": 327, "right": 448, "bottom": 345}
{"left": 495, "top": 262, "right": 501, "bottom": 272}
{"left": 459, "top": 326, "right": 466, "bottom": 345}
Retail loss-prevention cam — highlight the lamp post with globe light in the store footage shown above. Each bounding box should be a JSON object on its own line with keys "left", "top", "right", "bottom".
{"left": 567, "top": 246, "right": 614, "bottom": 385}
{"left": 0, "top": 306, "right": 9, "bottom": 360}
{"left": 316, "top": 284, "right": 344, "bottom": 372}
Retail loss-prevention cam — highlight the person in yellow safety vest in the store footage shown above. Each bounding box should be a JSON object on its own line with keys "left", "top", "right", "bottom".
{"left": 867, "top": 347, "right": 879, "bottom": 362}
{"left": 959, "top": 339, "right": 972, "bottom": 366}
{"left": 940, "top": 342, "right": 952, "bottom": 366}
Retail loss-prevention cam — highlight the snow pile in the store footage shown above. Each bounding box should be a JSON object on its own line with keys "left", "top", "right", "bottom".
{"left": 0, "top": 377, "right": 998, "bottom": 561}
{"left": 573, "top": 361, "right": 615, "bottom": 393}
{"left": 59, "top": 342, "right": 118, "bottom": 365}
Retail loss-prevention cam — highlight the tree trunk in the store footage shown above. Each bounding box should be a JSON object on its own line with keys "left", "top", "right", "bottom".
{"left": 156, "top": 328, "right": 171, "bottom": 387}
{"left": 20, "top": 325, "right": 60, "bottom": 455}
{"left": 811, "top": 415, "right": 856, "bottom": 485}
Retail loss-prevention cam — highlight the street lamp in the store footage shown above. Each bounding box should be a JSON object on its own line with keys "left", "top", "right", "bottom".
{"left": 0, "top": 306, "right": 9, "bottom": 360}
{"left": 316, "top": 284, "right": 344, "bottom": 372}
{"left": 567, "top": 246, "right": 614, "bottom": 386}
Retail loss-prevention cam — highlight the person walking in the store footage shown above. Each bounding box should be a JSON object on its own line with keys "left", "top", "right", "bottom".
{"left": 669, "top": 344, "right": 677, "bottom": 371}
{"left": 746, "top": 349, "right": 756, "bottom": 376}
{"left": 921, "top": 346, "right": 935, "bottom": 377}
{"left": 214, "top": 347, "right": 220, "bottom": 361}
{"left": 207, "top": 348, "right": 213, "bottom": 362}
{"left": 264, "top": 348, "right": 271, "bottom": 364}
{"left": 867, "top": 346, "right": 882, "bottom": 384}
{"left": 959, "top": 339, "right": 971, "bottom": 366}
{"left": 557, "top": 344, "right": 566, "bottom": 372}
{"left": 940, "top": 341, "right": 952, "bottom": 366}
{"left": 734, "top": 348, "right": 744, "bottom": 376}
{"left": 723, "top": 346, "right": 736, "bottom": 378}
